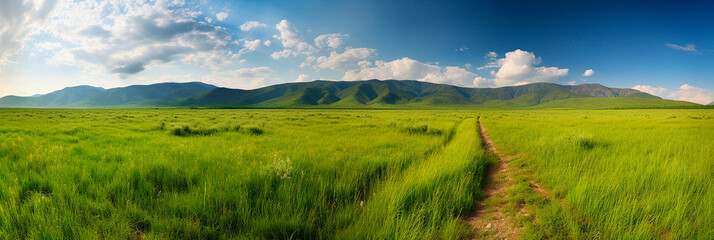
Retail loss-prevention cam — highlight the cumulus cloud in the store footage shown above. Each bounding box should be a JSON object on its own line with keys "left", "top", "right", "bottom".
{"left": 633, "top": 84, "right": 713, "bottom": 104}
{"left": 0, "top": 0, "right": 58, "bottom": 64}
{"left": 668, "top": 84, "right": 713, "bottom": 104}
{"left": 271, "top": 49, "right": 297, "bottom": 59}
{"left": 315, "top": 48, "right": 376, "bottom": 70}
{"left": 263, "top": 40, "right": 272, "bottom": 47}
{"left": 477, "top": 51, "right": 500, "bottom": 70}
{"left": 202, "top": 67, "right": 278, "bottom": 89}
{"left": 215, "top": 12, "right": 228, "bottom": 21}
{"left": 633, "top": 85, "right": 668, "bottom": 97}
{"left": 488, "top": 49, "right": 568, "bottom": 86}
{"left": 44, "top": 0, "right": 235, "bottom": 76}
{"left": 582, "top": 69, "right": 594, "bottom": 77}
{"left": 274, "top": 19, "right": 316, "bottom": 55}
{"left": 314, "top": 33, "right": 349, "bottom": 49}
{"left": 299, "top": 56, "right": 316, "bottom": 68}
{"left": 295, "top": 74, "right": 310, "bottom": 82}
{"left": 477, "top": 61, "right": 500, "bottom": 70}
{"left": 239, "top": 39, "right": 262, "bottom": 54}
{"left": 342, "top": 57, "right": 485, "bottom": 87}
{"left": 666, "top": 43, "right": 700, "bottom": 54}
{"left": 35, "top": 41, "right": 62, "bottom": 52}
{"left": 239, "top": 21, "right": 266, "bottom": 31}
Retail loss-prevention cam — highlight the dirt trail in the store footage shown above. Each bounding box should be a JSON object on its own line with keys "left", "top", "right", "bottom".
{"left": 465, "top": 120, "right": 520, "bottom": 240}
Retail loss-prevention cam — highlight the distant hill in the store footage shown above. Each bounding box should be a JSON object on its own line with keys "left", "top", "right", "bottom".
{"left": 709, "top": 102, "right": 714, "bottom": 105}
{"left": 74, "top": 82, "right": 216, "bottom": 107}
{"left": 185, "top": 80, "right": 669, "bottom": 108}
{"left": 0, "top": 85, "right": 105, "bottom": 107}
{"left": 0, "top": 80, "right": 699, "bottom": 109}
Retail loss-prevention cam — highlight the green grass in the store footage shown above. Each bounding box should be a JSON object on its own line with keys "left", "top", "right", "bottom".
{"left": 481, "top": 109, "right": 714, "bottom": 239}
{"left": 0, "top": 108, "right": 482, "bottom": 239}
{"left": 338, "top": 118, "right": 494, "bottom": 239}
{"left": 0, "top": 108, "right": 710, "bottom": 239}
{"left": 528, "top": 97, "right": 698, "bottom": 109}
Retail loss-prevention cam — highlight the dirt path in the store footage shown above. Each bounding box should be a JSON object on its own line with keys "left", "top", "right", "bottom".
{"left": 465, "top": 120, "right": 520, "bottom": 240}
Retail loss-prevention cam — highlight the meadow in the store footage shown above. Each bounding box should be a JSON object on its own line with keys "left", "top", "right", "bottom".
{"left": 0, "top": 108, "right": 711, "bottom": 239}
{"left": 481, "top": 109, "right": 713, "bottom": 239}
{"left": 0, "top": 109, "right": 490, "bottom": 239}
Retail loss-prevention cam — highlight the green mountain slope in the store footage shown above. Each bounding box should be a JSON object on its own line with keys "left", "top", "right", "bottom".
{"left": 0, "top": 79, "right": 699, "bottom": 109}
{"left": 73, "top": 82, "right": 216, "bottom": 107}
{"left": 187, "top": 80, "right": 671, "bottom": 108}
{"left": 0, "top": 85, "right": 105, "bottom": 107}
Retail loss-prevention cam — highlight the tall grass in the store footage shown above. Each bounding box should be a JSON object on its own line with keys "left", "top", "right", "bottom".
{"left": 482, "top": 109, "right": 714, "bottom": 239}
{"left": 0, "top": 108, "right": 471, "bottom": 239}
{"left": 339, "top": 118, "right": 494, "bottom": 239}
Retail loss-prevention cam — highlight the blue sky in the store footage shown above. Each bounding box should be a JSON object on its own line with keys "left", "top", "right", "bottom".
{"left": 1, "top": 0, "right": 712, "bottom": 103}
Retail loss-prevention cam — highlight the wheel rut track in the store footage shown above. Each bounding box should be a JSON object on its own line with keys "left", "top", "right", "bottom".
{"left": 467, "top": 119, "right": 608, "bottom": 240}
{"left": 465, "top": 119, "right": 520, "bottom": 240}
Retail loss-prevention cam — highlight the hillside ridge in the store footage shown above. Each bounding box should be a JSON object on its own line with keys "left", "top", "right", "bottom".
{"left": 0, "top": 79, "right": 698, "bottom": 109}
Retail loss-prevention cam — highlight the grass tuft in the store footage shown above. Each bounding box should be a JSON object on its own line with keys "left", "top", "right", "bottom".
{"left": 402, "top": 124, "right": 444, "bottom": 135}
{"left": 246, "top": 127, "right": 264, "bottom": 135}
{"left": 170, "top": 126, "right": 218, "bottom": 136}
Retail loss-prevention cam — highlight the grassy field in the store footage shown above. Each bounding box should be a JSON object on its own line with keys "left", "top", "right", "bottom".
{"left": 481, "top": 110, "right": 713, "bottom": 239}
{"left": 0, "top": 109, "right": 489, "bottom": 239}
{"left": 0, "top": 108, "right": 711, "bottom": 239}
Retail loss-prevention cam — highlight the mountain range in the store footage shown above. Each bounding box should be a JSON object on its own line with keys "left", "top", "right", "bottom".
{"left": 0, "top": 80, "right": 699, "bottom": 109}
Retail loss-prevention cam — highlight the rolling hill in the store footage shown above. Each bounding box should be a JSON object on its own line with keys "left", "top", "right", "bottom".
{"left": 73, "top": 82, "right": 217, "bottom": 107}
{"left": 0, "top": 85, "right": 105, "bottom": 107}
{"left": 0, "top": 80, "right": 699, "bottom": 109}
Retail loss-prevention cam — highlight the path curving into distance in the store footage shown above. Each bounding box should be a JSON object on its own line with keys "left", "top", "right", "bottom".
{"left": 466, "top": 119, "right": 521, "bottom": 240}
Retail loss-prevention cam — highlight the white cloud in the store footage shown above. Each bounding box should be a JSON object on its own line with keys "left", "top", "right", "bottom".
{"left": 263, "top": 40, "right": 272, "bottom": 47}
{"left": 668, "top": 84, "right": 713, "bottom": 104}
{"left": 239, "top": 21, "right": 266, "bottom": 31}
{"left": 295, "top": 74, "right": 310, "bottom": 82}
{"left": 239, "top": 39, "right": 262, "bottom": 54}
{"left": 633, "top": 84, "right": 713, "bottom": 104}
{"left": 274, "top": 19, "right": 316, "bottom": 55}
{"left": 666, "top": 43, "right": 700, "bottom": 54}
{"left": 489, "top": 49, "right": 569, "bottom": 87}
{"left": 358, "top": 60, "right": 372, "bottom": 68}
{"left": 205, "top": 17, "right": 213, "bottom": 23}
{"left": 300, "top": 56, "right": 316, "bottom": 68}
{"left": 455, "top": 46, "right": 469, "bottom": 52}
{"left": 342, "top": 57, "right": 485, "bottom": 87}
{"left": 633, "top": 85, "right": 668, "bottom": 97}
{"left": 566, "top": 81, "right": 577, "bottom": 85}
{"left": 314, "top": 33, "right": 349, "bottom": 49}
{"left": 44, "top": 0, "right": 235, "bottom": 76}
{"left": 477, "top": 51, "right": 500, "bottom": 70}
{"left": 582, "top": 69, "right": 594, "bottom": 77}
{"left": 35, "top": 41, "right": 62, "bottom": 52}
{"left": 0, "top": 0, "right": 58, "bottom": 64}
{"left": 271, "top": 49, "right": 297, "bottom": 59}
{"left": 201, "top": 67, "right": 278, "bottom": 89}
{"left": 477, "top": 61, "right": 500, "bottom": 70}
{"left": 315, "top": 48, "right": 375, "bottom": 70}
{"left": 215, "top": 12, "right": 228, "bottom": 21}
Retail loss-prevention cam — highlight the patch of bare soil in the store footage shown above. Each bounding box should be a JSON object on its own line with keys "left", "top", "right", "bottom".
{"left": 465, "top": 120, "right": 520, "bottom": 240}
